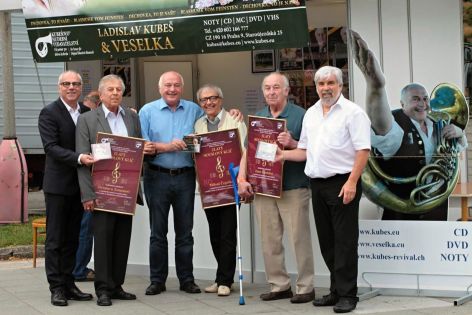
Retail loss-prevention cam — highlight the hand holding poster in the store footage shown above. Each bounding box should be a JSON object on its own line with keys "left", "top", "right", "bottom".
{"left": 194, "top": 128, "right": 242, "bottom": 209}
{"left": 247, "top": 115, "right": 285, "bottom": 198}
{"left": 92, "top": 132, "right": 145, "bottom": 215}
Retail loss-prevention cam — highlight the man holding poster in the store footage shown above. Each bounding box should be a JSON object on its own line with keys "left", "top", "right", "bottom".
{"left": 139, "top": 71, "right": 242, "bottom": 296}
{"left": 76, "top": 74, "right": 154, "bottom": 306}
{"left": 194, "top": 84, "right": 247, "bottom": 296}
{"left": 238, "top": 72, "right": 315, "bottom": 303}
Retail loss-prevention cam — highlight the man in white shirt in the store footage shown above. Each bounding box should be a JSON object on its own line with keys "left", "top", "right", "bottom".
{"left": 283, "top": 66, "right": 371, "bottom": 313}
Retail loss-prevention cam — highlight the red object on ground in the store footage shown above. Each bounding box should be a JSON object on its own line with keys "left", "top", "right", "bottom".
{"left": 0, "top": 138, "right": 28, "bottom": 223}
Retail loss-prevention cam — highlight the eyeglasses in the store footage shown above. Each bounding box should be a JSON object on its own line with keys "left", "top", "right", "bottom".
{"left": 199, "top": 96, "right": 220, "bottom": 103}
{"left": 60, "top": 81, "right": 82, "bottom": 87}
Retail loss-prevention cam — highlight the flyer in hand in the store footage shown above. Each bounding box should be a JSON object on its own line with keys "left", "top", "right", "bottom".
{"left": 92, "top": 132, "right": 145, "bottom": 215}
{"left": 247, "top": 115, "right": 285, "bottom": 198}
{"left": 194, "top": 128, "right": 242, "bottom": 209}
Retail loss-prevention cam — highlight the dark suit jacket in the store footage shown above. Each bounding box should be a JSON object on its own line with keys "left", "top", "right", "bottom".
{"left": 76, "top": 105, "right": 144, "bottom": 204}
{"left": 38, "top": 98, "right": 90, "bottom": 195}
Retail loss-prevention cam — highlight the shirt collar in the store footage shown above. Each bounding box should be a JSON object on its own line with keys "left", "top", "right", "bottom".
{"left": 264, "top": 102, "right": 290, "bottom": 118}
{"left": 206, "top": 108, "right": 224, "bottom": 124}
{"left": 159, "top": 98, "right": 184, "bottom": 110}
{"left": 60, "top": 98, "right": 80, "bottom": 113}
{"left": 315, "top": 94, "right": 345, "bottom": 113}
{"left": 101, "top": 104, "right": 125, "bottom": 117}
{"left": 410, "top": 116, "right": 433, "bottom": 136}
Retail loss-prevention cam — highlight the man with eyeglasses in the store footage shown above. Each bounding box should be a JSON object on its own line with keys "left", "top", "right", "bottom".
{"left": 350, "top": 30, "right": 467, "bottom": 220}
{"left": 194, "top": 84, "right": 247, "bottom": 297}
{"left": 238, "top": 72, "right": 315, "bottom": 304}
{"left": 139, "top": 71, "right": 242, "bottom": 296}
{"left": 38, "top": 70, "right": 95, "bottom": 306}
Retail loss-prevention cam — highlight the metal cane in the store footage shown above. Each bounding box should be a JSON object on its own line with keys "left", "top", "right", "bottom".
{"left": 229, "top": 162, "right": 245, "bottom": 305}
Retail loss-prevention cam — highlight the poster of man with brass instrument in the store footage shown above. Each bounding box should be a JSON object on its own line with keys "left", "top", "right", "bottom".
{"left": 350, "top": 30, "right": 469, "bottom": 221}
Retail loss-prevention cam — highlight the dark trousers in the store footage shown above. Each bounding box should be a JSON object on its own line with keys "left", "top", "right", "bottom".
{"left": 44, "top": 192, "right": 83, "bottom": 292}
{"left": 310, "top": 173, "right": 360, "bottom": 299}
{"left": 204, "top": 204, "right": 237, "bottom": 287}
{"left": 73, "top": 211, "right": 93, "bottom": 279}
{"left": 93, "top": 210, "right": 132, "bottom": 295}
{"left": 144, "top": 167, "right": 196, "bottom": 285}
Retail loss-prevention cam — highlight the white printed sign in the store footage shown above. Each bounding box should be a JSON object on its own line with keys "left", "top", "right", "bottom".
{"left": 358, "top": 221, "right": 472, "bottom": 280}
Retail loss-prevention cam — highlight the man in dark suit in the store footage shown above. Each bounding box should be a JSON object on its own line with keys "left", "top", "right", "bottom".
{"left": 38, "top": 70, "right": 95, "bottom": 306}
{"left": 76, "top": 74, "right": 154, "bottom": 306}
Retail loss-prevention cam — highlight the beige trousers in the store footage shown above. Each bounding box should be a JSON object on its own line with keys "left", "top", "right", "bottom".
{"left": 255, "top": 188, "right": 314, "bottom": 294}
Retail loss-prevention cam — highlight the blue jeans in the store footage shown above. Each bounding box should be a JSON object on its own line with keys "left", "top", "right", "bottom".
{"left": 72, "top": 210, "right": 93, "bottom": 279}
{"left": 144, "top": 167, "right": 196, "bottom": 285}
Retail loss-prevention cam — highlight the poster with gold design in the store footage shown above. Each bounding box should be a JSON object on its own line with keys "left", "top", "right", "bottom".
{"left": 92, "top": 132, "right": 145, "bottom": 215}
{"left": 194, "top": 129, "right": 242, "bottom": 209}
{"left": 247, "top": 115, "right": 285, "bottom": 198}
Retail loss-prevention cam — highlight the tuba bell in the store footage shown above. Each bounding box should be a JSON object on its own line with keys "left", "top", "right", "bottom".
{"left": 362, "top": 83, "right": 469, "bottom": 214}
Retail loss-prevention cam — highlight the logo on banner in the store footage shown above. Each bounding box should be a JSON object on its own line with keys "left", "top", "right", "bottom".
{"left": 35, "top": 34, "right": 52, "bottom": 58}
{"left": 34, "top": 31, "right": 80, "bottom": 59}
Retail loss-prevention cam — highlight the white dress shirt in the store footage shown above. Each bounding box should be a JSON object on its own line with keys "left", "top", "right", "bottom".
{"left": 61, "top": 98, "right": 81, "bottom": 125}
{"left": 298, "top": 94, "right": 371, "bottom": 179}
{"left": 102, "top": 105, "right": 128, "bottom": 137}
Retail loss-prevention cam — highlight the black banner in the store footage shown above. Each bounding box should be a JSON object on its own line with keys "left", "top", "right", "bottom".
{"left": 23, "top": 0, "right": 309, "bottom": 62}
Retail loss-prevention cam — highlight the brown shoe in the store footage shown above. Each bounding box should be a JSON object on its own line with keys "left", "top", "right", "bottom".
{"left": 260, "top": 288, "right": 293, "bottom": 301}
{"left": 290, "top": 289, "right": 315, "bottom": 303}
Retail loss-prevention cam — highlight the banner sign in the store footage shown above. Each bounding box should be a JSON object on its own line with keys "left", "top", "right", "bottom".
{"left": 194, "top": 128, "right": 242, "bottom": 209}
{"left": 92, "top": 132, "right": 145, "bottom": 215}
{"left": 247, "top": 115, "right": 285, "bottom": 198}
{"left": 22, "top": 0, "right": 309, "bottom": 62}
{"left": 358, "top": 220, "right": 472, "bottom": 278}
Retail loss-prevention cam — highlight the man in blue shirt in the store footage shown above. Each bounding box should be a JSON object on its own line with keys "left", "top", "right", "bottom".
{"left": 140, "top": 71, "right": 241, "bottom": 295}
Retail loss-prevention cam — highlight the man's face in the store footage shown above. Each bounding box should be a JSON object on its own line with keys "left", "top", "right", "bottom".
{"left": 402, "top": 87, "right": 429, "bottom": 123}
{"left": 262, "top": 74, "right": 289, "bottom": 108}
{"left": 198, "top": 88, "right": 222, "bottom": 119}
{"left": 315, "top": 28, "right": 327, "bottom": 47}
{"left": 316, "top": 74, "right": 342, "bottom": 107}
{"left": 58, "top": 72, "right": 82, "bottom": 106}
{"left": 99, "top": 78, "right": 123, "bottom": 111}
{"left": 159, "top": 72, "right": 183, "bottom": 108}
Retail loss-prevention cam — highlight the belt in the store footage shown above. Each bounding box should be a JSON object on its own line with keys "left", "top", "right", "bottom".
{"left": 148, "top": 164, "right": 194, "bottom": 176}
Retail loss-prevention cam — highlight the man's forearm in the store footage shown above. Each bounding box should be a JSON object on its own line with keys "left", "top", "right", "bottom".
{"left": 366, "top": 86, "right": 393, "bottom": 136}
{"left": 347, "top": 149, "right": 370, "bottom": 184}
{"left": 283, "top": 148, "right": 307, "bottom": 162}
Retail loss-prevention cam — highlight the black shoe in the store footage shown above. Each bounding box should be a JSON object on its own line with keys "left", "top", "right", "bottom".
{"left": 51, "top": 290, "right": 68, "bottom": 306}
{"left": 65, "top": 285, "right": 93, "bottom": 301}
{"left": 290, "top": 289, "right": 315, "bottom": 303}
{"left": 97, "top": 293, "right": 112, "bottom": 306}
{"left": 333, "top": 298, "right": 357, "bottom": 313}
{"left": 111, "top": 288, "right": 136, "bottom": 300}
{"left": 179, "top": 281, "right": 201, "bottom": 293}
{"left": 313, "top": 292, "right": 339, "bottom": 306}
{"left": 145, "top": 282, "right": 166, "bottom": 295}
{"left": 260, "top": 288, "right": 293, "bottom": 301}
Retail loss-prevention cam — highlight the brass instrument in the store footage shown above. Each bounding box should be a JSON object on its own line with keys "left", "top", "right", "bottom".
{"left": 362, "top": 83, "right": 469, "bottom": 214}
